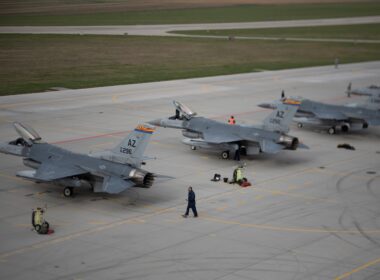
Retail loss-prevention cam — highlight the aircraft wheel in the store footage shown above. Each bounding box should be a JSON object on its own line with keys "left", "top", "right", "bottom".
{"left": 328, "top": 127, "right": 336, "bottom": 135}
{"left": 63, "top": 187, "right": 73, "bottom": 197}
{"left": 297, "top": 123, "right": 303, "bottom": 128}
{"left": 221, "top": 151, "right": 230, "bottom": 160}
{"left": 191, "top": 146, "right": 196, "bottom": 150}
{"left": 363, "top": 122, "right": 369, "bottom": 129}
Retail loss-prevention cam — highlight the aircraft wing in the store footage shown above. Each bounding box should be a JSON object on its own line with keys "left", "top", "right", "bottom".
{"left": 202, "top": 131, "right": 242, "bottom": 144}
{"left": 34, "top": 162, "right": 87, "bottom": 181}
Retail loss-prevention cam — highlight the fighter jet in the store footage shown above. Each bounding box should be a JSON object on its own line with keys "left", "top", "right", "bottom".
{"left": 346, "top": 83, "right": 380, "bottom": 110}
{"left": 258, "top": 96, "right": 380, "bottom": 135}
{"left": 148, "top": 101, "right": 307, "bottom": 160}
{"left": 0, "top": 122, "right": 157, "bottom": 197}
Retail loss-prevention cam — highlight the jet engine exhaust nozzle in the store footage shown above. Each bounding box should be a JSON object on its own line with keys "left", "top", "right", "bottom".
{"left": 129, "top": 169, "right": 155, "bottom": 188}
{"left": 278, "top": 135, "right": 299, "bottom": 150}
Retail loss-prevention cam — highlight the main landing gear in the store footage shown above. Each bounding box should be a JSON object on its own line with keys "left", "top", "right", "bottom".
{"left": 63, "top": 187, "right": 74, "bottom": 197}
{"left": 328, "top": 127, "right": 336, "bottom": 135}
{"left": 221, "top": 151, "right": 230, "bottom": 160}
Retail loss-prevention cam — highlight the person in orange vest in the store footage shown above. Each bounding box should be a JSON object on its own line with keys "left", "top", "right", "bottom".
{"left": 228, "top": 115, "right": 236, "bottom": 125}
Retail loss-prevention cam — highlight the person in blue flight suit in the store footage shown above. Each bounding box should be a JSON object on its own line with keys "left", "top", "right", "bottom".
{"left": 182, "top": 186, "right": 198, "bottom": 218}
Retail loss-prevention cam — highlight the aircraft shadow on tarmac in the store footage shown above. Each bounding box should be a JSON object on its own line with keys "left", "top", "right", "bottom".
{"left": 22, "top": 179, "right": 177, "bottom": 207}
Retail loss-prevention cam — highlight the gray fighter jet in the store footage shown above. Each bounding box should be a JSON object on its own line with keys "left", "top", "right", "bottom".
{"left": 346, "top": 83, "right": 380, "bottom": 109}
{"left": 258, "top": 96, "right": 380, "bottom": 135}
{"left": 149, "top": 101, "right": 307, "bottom": 160}
{"left": 0, "top": 122, "right": 157, "bottom": 197}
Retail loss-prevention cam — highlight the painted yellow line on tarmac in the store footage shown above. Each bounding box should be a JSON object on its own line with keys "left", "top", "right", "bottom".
{"left": 0, "top": 145, "right": 373, "bottom": 261}
{"left": 151, "top": 140, "right": 175, "bottom": 148}
{"left": 14, "top": 224, "right": 30, "bottom": 228}
{"left": 0, "top": 172, "right": 28, "bottom": 183}
{"left": 112, "top": 95, "right": 118, "bottom": 103}
{"left": 0, "top": 116, "right": 12, "bottom": 124}
{"left": 0, "top": 206, "right": 174, "bottom": 261}
{"left": 201, "top": 215, "right": 380, "bottom": 235}
{"left": 251, "top": 186, "right": 337, "bottom": 204}
{"left": 334, "top": 257, "right": 380, "bottom": 280}
{"left": 216, "top": 204, "right": 229, "bottom": 212}
{"left": 88, "top": 221, "right": 108, "bottom": 225}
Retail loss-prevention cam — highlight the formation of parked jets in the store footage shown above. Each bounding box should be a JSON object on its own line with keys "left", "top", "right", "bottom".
{"left": 0, "top": 83, "right": 378, "bottom": 195}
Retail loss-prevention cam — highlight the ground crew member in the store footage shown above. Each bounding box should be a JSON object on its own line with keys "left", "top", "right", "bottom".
{"left": 31, "top": 207, "right": 50, "bottom": 234}
{"left": 234, "top": 146, "right": 241, "bottom": 161}
{"left": 32, "top": 208, "right": 43, "bottom": 229}
{"left": 233, "top": 165, "right": 244, "bottom": 184}
{"left": 182, "top": 186, "right": 198, "bottom": 218}
{"left": 228, "top": 115, "right": 236, "bottom": 125}
{"left": 334, "top": 58, "right": 339, "bottom": 69}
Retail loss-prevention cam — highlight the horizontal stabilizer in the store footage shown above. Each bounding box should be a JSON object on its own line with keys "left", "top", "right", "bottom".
{"left": 297, "top": 143, "right": 309, "bottom": 149}
{"left": 260, "top": 140, "right": 283, "bottom": 154}
{"left": 101, "top": 176, "right": 135, "bottom": 194}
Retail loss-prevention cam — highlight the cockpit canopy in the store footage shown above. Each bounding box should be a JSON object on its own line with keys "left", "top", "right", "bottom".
{"left": 173, "top": 100, "right": 197, "bottom": 120}
{"left": 282, "top": 96, "right": 303, "bottom": 105}
{"left": 13, "top": 122, "right": 43, "bottom": 145}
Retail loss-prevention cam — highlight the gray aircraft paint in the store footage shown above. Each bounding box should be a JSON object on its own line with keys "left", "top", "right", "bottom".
{"left": 0, "top": 123, "right": 156, "bottom": 195}
{"left": 149, "top": 100, "right": 307, "bottom": 159}
{"left": 258, "top": 96, "right": 380, "bottom": 134}
{"left": 346, "top": 83, "right": 380, "bottom": 110}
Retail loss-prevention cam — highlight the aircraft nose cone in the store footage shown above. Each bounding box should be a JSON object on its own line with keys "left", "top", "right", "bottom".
{"left": 147, "top": 118, "right": 163, "bottom": 126}
{"left": 257, "top": 102, "right": 277, "bottom": 109}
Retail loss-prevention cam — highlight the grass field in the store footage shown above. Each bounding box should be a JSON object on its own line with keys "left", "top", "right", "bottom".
{"left": 1, "top": 2, "right": 380, "bottom": 26}
{"left": 173, "top": 23, "right": 380, "bottom": 40}
{"left": 1, "top": 34, "right": 380, "bottom": 96}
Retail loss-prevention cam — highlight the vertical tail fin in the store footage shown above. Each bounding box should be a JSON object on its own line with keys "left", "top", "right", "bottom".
{"left": 262, "top": 101, "right": 299, "bottom": 133}
{"left": 112, "top": 124, "right": 155, "bottom": 165}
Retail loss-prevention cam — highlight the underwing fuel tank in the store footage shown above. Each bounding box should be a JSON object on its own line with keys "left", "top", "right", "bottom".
{"left": 182, "top": 130, "right": 202, "bottom": 139}
{"left": 182, "top": 138, "right": 234, "bottom": 151}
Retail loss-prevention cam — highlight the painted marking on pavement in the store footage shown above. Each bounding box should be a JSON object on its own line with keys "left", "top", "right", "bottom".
{"left": 201, "top": 215, "right": 380, "bottom": 235}
{"left": 334, "top": 257, "right": 380, "bottom": 280}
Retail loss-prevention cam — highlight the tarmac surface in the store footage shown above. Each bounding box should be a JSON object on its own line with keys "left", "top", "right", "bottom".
{"left": 0, "top": 61, "right": 380, "bottom": 279}
{"left": 1, "top": 16, "right": 380, "bottom": 36}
